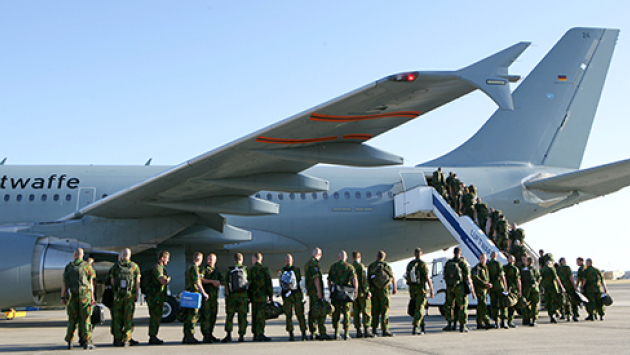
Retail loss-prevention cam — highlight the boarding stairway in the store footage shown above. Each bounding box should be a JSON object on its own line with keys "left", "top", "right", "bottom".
{"left": 394, "top": 186, "right": 516, "bottom": 265}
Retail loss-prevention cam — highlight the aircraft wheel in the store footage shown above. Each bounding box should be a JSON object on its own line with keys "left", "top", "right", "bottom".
{"left": 162, "top": 296, "right": 179, "bottom": 323}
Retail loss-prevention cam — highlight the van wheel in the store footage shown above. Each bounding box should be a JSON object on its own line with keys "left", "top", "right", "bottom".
{"left": 162, "top": 296, "right": 179, "bottom": 323}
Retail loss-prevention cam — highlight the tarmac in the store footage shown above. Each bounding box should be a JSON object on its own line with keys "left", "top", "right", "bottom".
{"left": 1, "top": 282, "right": 628, "bottom": 355}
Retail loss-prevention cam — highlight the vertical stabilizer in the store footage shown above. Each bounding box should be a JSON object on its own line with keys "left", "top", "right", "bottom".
{"left": 422, "top": 28, "right": 619, "bottom": 169}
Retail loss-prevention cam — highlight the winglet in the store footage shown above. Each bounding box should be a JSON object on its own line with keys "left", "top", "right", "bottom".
{"left": 457, "top": 41, "right": 531, "bottom": 110}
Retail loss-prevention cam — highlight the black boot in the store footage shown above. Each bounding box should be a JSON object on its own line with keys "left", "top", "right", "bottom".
{"left": 420, "top": 324, "right": 425, "bottom": 335}
{"left": 301, "top": 331, "right": 307, "bottom": 341}
{"left": 356, "top": 328, "right": 363, "bottom": 338}
{"left": 289, "top": 331, "right": 295, "bottom": 341}
{"left": 149, "top": 336, "right": 164, "bottom": 345}
{"left": 500, "top": 320, "right": 509, "bottom": 329}
{"left": 550, "top": 315, "right": 557, "bottom": 324}
{"left": 83, "top": 340, "right": 95, "bottom": 350}
{"left": 363, "top": 327, "right": 373, "bottom": 338}
{"left": 442, "top": 322, "right": 452, "bottom": 331}
{"left": 221, "top": 333, "right": 232, "bottom": 343}
{"left": 460, "top": 324, "right": 469, "bottom": 333}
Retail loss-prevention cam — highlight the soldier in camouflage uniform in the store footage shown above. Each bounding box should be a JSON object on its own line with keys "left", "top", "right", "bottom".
{"left": 368, "top": 250, "right": 397, "bottom": 337}
{"left": 474, "top": 197, "right": 489, "bottom": 233}
{"left": 352, "top": 251, "right": 373, "bottom": 338}
{"left": 146, "top": 250, "right": 171, "bottom": 345}
{"left": 540, "top": 260, "right": 565, "bottom": 323}
{"left": 405, "top": 248, "right": 434, "bottom": 335}
{"left": 280, "top": 253, "right": 307, "bottom": 341}
{"left": 471, "top": 253, "right": 492, "bottom": 330}
{"left": 108, "top": 248, "right": 141, "bottom": 347}
{"left": 222, "top": 253, "right": 249, "bottom": 343}
{"left": 62, "top": 247, "right": 96, "bottom": 350}
{"left": 200, "top": 253, "right": 223, "bottom": 343}
{"left": 487, "top": 251, "right": 507, "bottom": 329}
{"left": 557, "top": 257, "right": 579, "bottom": 322}
{"left": 520, "top": 256, "right": 541, "bottom": 326}
{"left": 503, "top": 255, "right": 522, "bottom": 328}
{"left": 486, "top": 208, "right": 502, "bottom": 238}
{"left": 442, "top": 247, "right": 474, "bottom": 333}
{"left": 510, "top": 240, "right": 528, "bottom": 268}
{"left": 493, "top": 215, "right": 510, "bottom": 252}
{"left": 580, "top": 258, "right": 608, "bottom": 321}
{"left": 449, "top": 174, "right": 462, "bottom": 210}
{"left": 182, "top": 252, "right": 209, "bottom": 344}
{"left": 305, "top": 248, "right": 331, "bottom": 340}
{"left": 576, "top": 257, "right": 585, "bottom": 288}
{"left": 508, "top": 224, "right": 525, "bottom": 252}
{"left": 459, "top": 187, "right": 476, "bottom": 218}
{"left": 249, "top": 252, "right": 273, "bottom": 342}
{"left": 432, "top": 167, "right": 445, "bottom": 196}
{"left": 327, "top": 250, "right": 358, "bottom": 340}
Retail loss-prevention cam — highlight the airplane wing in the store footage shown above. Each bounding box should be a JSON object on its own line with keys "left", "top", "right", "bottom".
{"left": 525, "top": 158, "right": 630, "bottom": 196}
{"left": 68, "top": 42, "right": 529, "bottom": 220}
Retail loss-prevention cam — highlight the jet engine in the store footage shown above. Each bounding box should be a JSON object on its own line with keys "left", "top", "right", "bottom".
{"left": 0, "top": 232, "right": 91, "bottom": 309}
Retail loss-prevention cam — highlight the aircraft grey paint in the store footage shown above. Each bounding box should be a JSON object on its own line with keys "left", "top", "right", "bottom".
{"left": 0, "top": 28, "right": 625, "bottom": 310}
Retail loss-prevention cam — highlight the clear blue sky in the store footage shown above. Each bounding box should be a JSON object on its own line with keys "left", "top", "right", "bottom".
{"left": 1, "top": 1, "right": 629, "bottom": 272}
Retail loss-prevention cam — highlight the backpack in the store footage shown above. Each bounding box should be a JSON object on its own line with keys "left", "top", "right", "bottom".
{"left": 140, "top": 267, "right": 153, "bottom": 295}
{"left": 370, "top": 262, "right": 391, "bottom": 289}
{"left": 444, "top": 260, "right": 463, "bottom": 286}
{"left": 229, "top": 266, "right": 248, "bottom": 293}
{"left": 65, "top": 261, "right": 89, "bottom": 294}
{"left": 521, "top": 267, "right": 535, "bottom": 287}
{"left": 280, "top": 270, "right": 298, "bottom": 292}
{"left": 408, "top": 261, "right": 423, "bottom": 285}
{"left": 114, "top": 261, "right": 135, "bottom": 296}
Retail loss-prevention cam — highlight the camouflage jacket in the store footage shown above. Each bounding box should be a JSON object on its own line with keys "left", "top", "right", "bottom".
{"left": 475, "top": 202, "right": 488, "bottom": 218}
{"left": 557, "top": 265, "right": 575, "bottom": 292}
{"left": 405, "top": 258, "right": 428, "bottom": 290}
{"left": 583, "top": 266, "right": 604, "bottom": 294}
{"left": 352, "top": 261, "right": 370, "bottom": 296}
{"left": 520, "top": 265, "right": 540, "bottom": 293}
{"left": 248, "top": 262, "right": 272, "bottom": 302}
{"left": 367, "top": 260, "right": 394, "bottom": 293}
{"left": 149, "top": 263, "right": 168, "bottom": 295}
{"left": 540, "top": 265, "right": 559, "bottom": 293}
{"left": 577, "top": 265, "right": 586, "bottom": 284}
{"left": 328, "top": 260, "right": 356, "bottom": 287}
{"left": 471, "top": 263, "right": 490, "bottom": 292}
{"left": 304, "top": 257, "right": 323, "bottom": 297}
{"left": 487, "top": 259, "right": 505, "bottom": 291}
{"left": 503, "top": 263, "right": 520, "bottom": 293}
{"left": 63, "top": 258, "right": 95, "bottom": 298}
{"left": 185, "top": 264, "right": 201, "bottom": 293}
{"left": 201, "top": 265, "right": 223, "bottom": 300}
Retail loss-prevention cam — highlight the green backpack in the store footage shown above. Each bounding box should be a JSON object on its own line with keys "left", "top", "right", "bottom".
{"left": 370, "top": 262, "right": 391, "bottom": 289}
{"left": 444, "top": 260, "right": 463, "bottom": 286}
{"left": 114, "top": 262, "right": 135, "bottom": 296}
{"left": 65, "top": 261, "right": 89, "bottom": 294}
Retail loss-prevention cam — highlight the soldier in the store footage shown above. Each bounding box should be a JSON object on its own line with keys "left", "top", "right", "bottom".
{"left": 493, "top": 215, "right": 510, "bottom": 252}
{"left": 510, "top": 240, "right": 527, "bottom": 269}
{"left": 540, "top": 260, "right": 565, "bottom": 323}
{"left": 520, "top": 256, "right": 541, "bottom": 326}
{"left": 368, "top": 250, "right": 397, "bottom": 336}
{"left": 328, "top": 250, "right": 358, "bottom": 340}
{"left": 280, "top": 253, "right": 307, "bottom": 341}
{"left": 580, "top": 258, "right": 608, "bottom": 321}
{"left": 538, "top": 249, "right": 545, "bottom": 269}
{"left": 109, "top": 248, "right": 141, "bottom": 347}
{"left": 146, "top": 250, "right": 171, "bottom": 345}
{"left": 61, "top": 247, "right": 96, "bottom": 350}
{"left": 474, "top": 197, "right": 489, "bottom": 233}
{"left": 487, "top": 251, "right": 507, "bottom": 329}
{"left": 503, "top": 255, "right": 522, "bottom": 328}
{"left": 471, "top": 253, "right": 492, "bottom": 330}
{"left": 449, "top": 174, "right": 462, "bottom": 210}
{"left": 432, "top": 167, "right": 446, "bottom": 196}
{"left": 351, "top": 251, "right": 373, "bottom": 338}
{"left": 200, "top": 253, "right": 223, "bottom": 343}
{"left": 509, "top": 224, "right": 525, "bottom": 251}
{"left": 249, "top": 252, "right": 273, "bottom": 342}
{"left": 405, "top": 248, "right": 434, "bottom": 335}
{"left": 182, "top": 252, "right": 208, "bottom": 344}
{"left": 442, "top": 247, "right": 474, "bottom": 333}
{"left": 459, "top": 187, "right": 476, "bottom": 218}
{"left": 576, "top": 257, "right": 585, "bottom": 288}
{"left": 486, "top": 208, "right": 502, "bottom": 238}
{"left": 222, "top": 253, "right": 248, "bottom": 343}
{"left": 557, "top": 257, "right": 579, "bottom": 322}
{"left": 304, "top": 248, "right": 331, "bottom": 340}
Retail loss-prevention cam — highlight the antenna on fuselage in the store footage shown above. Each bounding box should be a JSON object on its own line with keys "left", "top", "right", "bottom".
{"left": 0, "top": 158, "right": 6, "bottom": 165}
{"left": 145, "top": 158, "right": 152, "bottom": 166}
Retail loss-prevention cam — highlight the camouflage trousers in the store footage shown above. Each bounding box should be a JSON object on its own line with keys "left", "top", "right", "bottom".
{"left": 331, "top": 300, "right": 351, "bottom": 332}
{"left": 489, "top": 290, "right": 506, "bottom": 321}
{"left": 585, "top": 291, "right": 605, "bottom": 317}
{"left": 225, "top": 293, "right": 248, "bottom": 336}
{"left": 544, "top": 290, "right": 561, "bottom": 317}
{"left": 307, "top": 295, "right": 327, "bottom": 336}
{"left": 146, "top": 292, "right": 166, "bottom": 337}
{"left": 200, "top": 298, "right": 218, "bottom": 337}
{"left": 474, "top": 290, "right": 490, "bottom": 326}
{"left": 112, "top": 294, "right": 136, "bottom": 342}
{"left": 561, "top": 291, "right": 580, "bottom": 318}
{"left": 409, "top": 286, "right": 427, "bottom": 328}
{"left": 445, "top": 284, "right": 468, "bottom": 325}
{"left": 65, "top": 293, "right": 93, "bottom": 343}
{"left": 506, "top": 292, "right": 519, "bottom": 323}
{"left": 251, "top": 301, "right": 266, "bottom": 335}
{"left": 352, "top": 294, "right": 371, "bottom": 329}
{"left": 522, "top": 289, "right": 540, "bottom": 321}
{"left": 477, "top": 215, "right": 487, "bottom": 233}
{"left": 182, "top": 307, "right": 199, "bottom": 339}
{"left": 371, "top": 289, "right": 390, "bottom": 331}
{"left": 283, "top": 292, "right": 306, "bottom": 333}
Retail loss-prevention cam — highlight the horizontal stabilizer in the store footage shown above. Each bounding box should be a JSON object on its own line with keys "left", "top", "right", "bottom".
{"left": 457, "top": 42, "right": 531, "bottom": 110}
{"left": 525, "top": 158, "right": 630, "bottom": 196}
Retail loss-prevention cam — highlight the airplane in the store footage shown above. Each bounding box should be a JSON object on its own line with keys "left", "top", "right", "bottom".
{"left": 0, "top": 28, "right": 625, "bottom": 322}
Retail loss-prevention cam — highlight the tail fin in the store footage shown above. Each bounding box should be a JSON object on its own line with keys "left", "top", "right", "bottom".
{"left": 422, "top": 28, "right": 619, "bottom": 169}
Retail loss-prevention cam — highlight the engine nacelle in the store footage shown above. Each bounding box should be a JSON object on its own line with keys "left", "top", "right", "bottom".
{"left": 0, "top": 232, "right": 91, "bottom": 309}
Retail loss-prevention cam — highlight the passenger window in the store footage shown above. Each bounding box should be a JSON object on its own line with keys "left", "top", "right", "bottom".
{"left": 101, "top": 194, "right": 108, "bottom": 199}
{"left": 333, "top": 192, "right": 340, "bottom": 199}
{"left": 65, "top": 194, "right": 72, "bottom": 201}
{"left": 388, "top": 191, "right": 393, "bottom": 199}
{"left": 16, "top": 194, "right": 22, "bottom": 202}
{"left": 289, "top": 193, "right": 295, "bottom": 200}
{"left": 29, "top": 194, "right": 35, "bottom": 201}
{"left": 300, "top": 193, "right": 306, "bottom": 200}
{"left": 278, "top": 193, "right": 284, "bottom": 200}
{"left": 266, "top": 193, "right": 273, "bottom": 201}
{"left": 376, "top": 191, "right": 382, "bottom": 199}
{"left": 344, "top": 192, "right": 350, "bottom": 199}
{"left": 53, "top": 194, "right": 60, "bottom": 202}
{"left": 366, "top": 191, "right": 372, "bottom": 198}
{"left": 355, "top": 192, "right": 361, "bottom": 199}
{"left": 3, "top": 194, "right": 9, "bottom": 202}
{"left": 41, "top": 194, "right": 47, "bottom": 202}
{"left": 323, "top": 192, "right": 328, "bottom": 200}
{"left": 255, "top": 193, "right": 261, "bottom": 198}
{"left": 312, "top": 193, "right": 317, "bottom": 200}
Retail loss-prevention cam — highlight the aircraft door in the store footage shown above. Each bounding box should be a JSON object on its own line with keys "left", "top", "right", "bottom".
{"left": 399, "top": 172, "right": 427, "bottom": 192}
{"left": 77, "top": 187, "right": 96, "bottom": 209}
